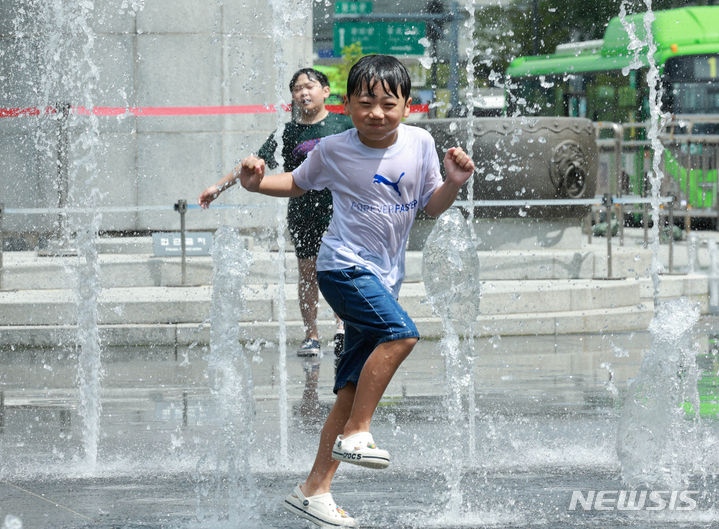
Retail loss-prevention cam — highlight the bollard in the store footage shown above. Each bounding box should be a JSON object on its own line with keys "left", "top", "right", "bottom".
{"left": 686, "top": 142, "right": 693, "bottom": 237}
{"left": 0, "top": 390, "right": 4, "bottom": 431}
{"left": 715, "top": 143, "right": 719, "bottom": 234}
{"left": 612, "top": 123, "right": 624, "bottom": 247}
{"left": 668, "top": 200, "right": 674, "bottom": 273}
{"left": 642, "top": 203, "right": 649, "bottom": 247}
{"left": 688, "top": 233, "right": 697, "bottom": 274}
{"left": 710, "top": 240, "right": 719, "bottom": 313}
{"left": 585, "top": 212, "right": 592, "bottom": 245}
{"left": 56, "top": 103, "right": 71, "bottom": 242}
{"left": 715, "top": 143, "right": 719, "bottom": 232}
{"left": 604, "top": 193, "right": 613, "bottom": 278}
{"left": 174, "top": 199, "right": 188, "bottom": 285}
{"left": 0, "top": 202, "right": 4, "bottom": 290}
{"left": 59, "top": 408, "right": 71, "bottom": 433}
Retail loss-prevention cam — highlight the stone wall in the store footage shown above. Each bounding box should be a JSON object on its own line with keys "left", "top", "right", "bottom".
{"left": 0, "top": 0, "right": 312, "bottom": 237}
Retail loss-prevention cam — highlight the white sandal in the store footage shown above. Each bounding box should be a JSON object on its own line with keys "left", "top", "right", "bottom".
{"left": 284, "top": 485, "right": 358, "bottom": 528}
{"left": 331, "top": 432, "right": 390, "bottom": 469}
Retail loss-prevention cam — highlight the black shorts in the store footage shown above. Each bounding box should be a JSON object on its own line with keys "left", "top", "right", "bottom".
{"left": 287, "top": 189, "right": 333, "bottom": 259}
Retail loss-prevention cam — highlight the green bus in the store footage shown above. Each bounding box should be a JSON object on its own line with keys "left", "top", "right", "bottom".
{"left": 506, "top": 6, "right": 719, "bottom": 211}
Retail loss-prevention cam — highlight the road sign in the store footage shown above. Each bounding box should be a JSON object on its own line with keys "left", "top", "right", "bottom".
{"left": 335, "top": 1, "right": 372, "bottom": 15}
{"left": 334, "top": 20, "right": 426, "bottom": 56}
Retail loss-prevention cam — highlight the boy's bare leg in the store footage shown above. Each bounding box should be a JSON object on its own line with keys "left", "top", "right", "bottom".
{"left": 297, "top": 257, "right": 319, "bottom": 340}
{"left": 343, "top": 337, "right": 417, "bottom": 436}
{"left": 299, "top": 338, "right": 416, "bottom": 496}
{"left": 301, "top": 384, "right": 356, "bottom": 496}
{"left": 298, "top": 257, "right": 344, "bottom": 340}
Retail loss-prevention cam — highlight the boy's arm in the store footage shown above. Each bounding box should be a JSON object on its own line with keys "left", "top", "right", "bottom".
{"left": 198, "top": 162, "right": 242, "bottom": 209}
{"left": 198, "top": 154, "right": 304, "bottom": 208}
{"left": 198, "top": 132, "right": 281, "bottom": 208}
{"left": 239, "top": 155, "right": 306, "bottom": 197}
{"left": 423, "top": 147, "right": 475, "bottom": 218}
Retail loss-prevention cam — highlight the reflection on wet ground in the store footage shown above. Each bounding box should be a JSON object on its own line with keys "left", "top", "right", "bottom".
{"left": 1, "top": 320, "right": 719, "bottom": 528}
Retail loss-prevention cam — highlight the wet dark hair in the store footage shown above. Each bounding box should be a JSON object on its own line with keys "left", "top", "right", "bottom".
{"left": 289, "top": 68, "right": 330, "bottom": 92}
{"left": 346, "top": 55, "right": 411, "bottom": 102}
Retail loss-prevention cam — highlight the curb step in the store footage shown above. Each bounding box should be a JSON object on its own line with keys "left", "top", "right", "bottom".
{"left": 0, "top": 274, "right": 707, "bottom": 346}
{"left": 0, "top": 304, "right": 655, "bottom": 347}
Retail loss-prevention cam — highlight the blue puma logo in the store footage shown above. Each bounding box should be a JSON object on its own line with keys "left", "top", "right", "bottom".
{"left": 373, "top": 172, "right": 405, "bottom": 197}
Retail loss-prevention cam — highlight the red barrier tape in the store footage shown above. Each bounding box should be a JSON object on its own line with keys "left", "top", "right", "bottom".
{"left": 0, "top": 104, "right": 429, "bottom": 118}
{"left": 0, "top": 106, "right": 56, "bottom": 118}
{"left": 327, "top": 104, "right": 429, "bottom": 114}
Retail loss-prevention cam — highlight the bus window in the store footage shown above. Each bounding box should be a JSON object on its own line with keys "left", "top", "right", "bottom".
{"left": 583, "top": 71, "right": 643, "bottom": 123}
{"left": 589, "top": 82, "right": 615, "bottom": 119}
{"left": 618, "top": 85, "right": 637, "bottom": 109}
{"left": 508, "top": 70, "right": 649, "bottom": 121}
{"left": 564, "top": 94, "right": 586, "bottom": 117}
{"left": 664, "top": 54, "right": 719, "bottom": 114}
{"left": 506, "top": 77, "right": 559, "bottom": 116}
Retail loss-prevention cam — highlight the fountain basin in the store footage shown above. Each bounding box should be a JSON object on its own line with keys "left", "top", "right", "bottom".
{"left": 2, "top": 332, "right": 719, "bottom": 528}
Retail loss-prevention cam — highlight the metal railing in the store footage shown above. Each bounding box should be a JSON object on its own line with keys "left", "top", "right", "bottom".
{"left": 0, "top": 201, "right": 273, "bottom": 289}
{"left": 457, "top": 195, "right": 674, "bottom": 279}
{"left": 595, "top": 119, "right": 719, "bottom": 242}
{"left": 595, "top": 122, "right": 626, "bottom": 244}
{"left": 0, "top": 194, "right": 682, "bottom": 288}
{"left": 711, "top": 240, "right": 719, "bottom": 313}
{"left": 0, "top": 195, "right": 697, "bottom": 290}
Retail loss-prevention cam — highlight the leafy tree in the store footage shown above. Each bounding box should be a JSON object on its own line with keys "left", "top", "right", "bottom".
{"left": 334, "top": 42, "right": 364, "bottom": 97}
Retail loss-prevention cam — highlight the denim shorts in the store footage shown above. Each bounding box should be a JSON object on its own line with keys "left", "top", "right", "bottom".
{"left": 317, "top": 266, "right": 420, "bottom": 394}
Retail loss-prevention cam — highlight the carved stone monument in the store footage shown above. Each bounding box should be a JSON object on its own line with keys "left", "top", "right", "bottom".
{"left": 413, "top": 117, "right": 598, "bottom": 250}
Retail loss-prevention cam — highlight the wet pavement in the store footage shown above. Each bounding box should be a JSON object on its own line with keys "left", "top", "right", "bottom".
{"left": 2, "top": 322, "right": 719, "bottom": 528}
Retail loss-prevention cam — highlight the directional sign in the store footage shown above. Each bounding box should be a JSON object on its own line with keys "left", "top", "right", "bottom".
{"left": 335, "top": 1, "right": 373, "bottom": 14}
{"left": 334, "top": 21, "right": 426, "bottom": 56}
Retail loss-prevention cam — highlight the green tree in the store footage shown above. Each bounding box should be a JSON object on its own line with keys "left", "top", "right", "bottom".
{"left": 333, "top": 42, "right": 364, "bottom": 97}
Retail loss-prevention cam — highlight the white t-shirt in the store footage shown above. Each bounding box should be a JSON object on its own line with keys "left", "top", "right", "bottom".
{"left": 292, "top": 123, "right": 443, "bottom": 297}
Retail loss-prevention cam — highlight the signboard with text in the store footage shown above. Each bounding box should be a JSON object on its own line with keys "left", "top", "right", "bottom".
{"left": 333, "top": 20, "right": 426, "bottom": 56}
{"left": 152, "top": 232, "right": 213, "bottom": 257}
{"left": 335, "top": 1, "right": 373, "bottom": 15}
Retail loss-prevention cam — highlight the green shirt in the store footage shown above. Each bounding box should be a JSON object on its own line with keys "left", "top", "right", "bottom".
{"left": 256, "top": 112, "right": 354, "bottom": 239}
{"left": 257, "top": 112, "right": 353, "bottom": 172}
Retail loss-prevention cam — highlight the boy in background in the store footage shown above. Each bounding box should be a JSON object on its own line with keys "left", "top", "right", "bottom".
{"left": 199, "top": 68, "right": 351, "bottom": 358}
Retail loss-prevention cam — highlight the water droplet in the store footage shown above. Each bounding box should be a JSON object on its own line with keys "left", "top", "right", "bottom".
{"left": 4, "top": 515, "right": 23, "bottom": 529}
{"left": 419, "top": 56, "right": 434, "bottom": 69}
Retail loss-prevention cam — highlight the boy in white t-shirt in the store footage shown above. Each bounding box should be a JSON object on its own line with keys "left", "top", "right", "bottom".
{"left": 238, "top": 55, "right": 475, "bottom": 528}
